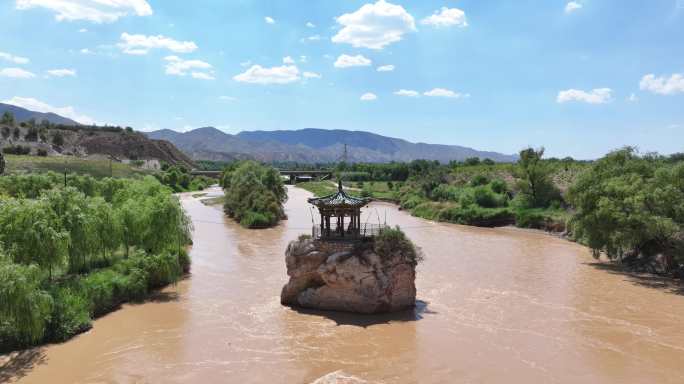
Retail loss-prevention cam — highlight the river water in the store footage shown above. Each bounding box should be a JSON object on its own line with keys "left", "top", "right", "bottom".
{"left": 6, "top": 186, "right": 684, "bottom": 383}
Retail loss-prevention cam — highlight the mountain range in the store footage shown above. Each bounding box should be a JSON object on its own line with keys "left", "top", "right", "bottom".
{"left": 0, "top": 103, "right": 80, "bottom": 125}
{"left": 147, "top": 127, "right": 518, "bottom": 164}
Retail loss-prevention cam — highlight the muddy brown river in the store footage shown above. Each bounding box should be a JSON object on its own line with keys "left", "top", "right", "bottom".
{"left": 5, "top": 186, "right": 684, "bottom": 383}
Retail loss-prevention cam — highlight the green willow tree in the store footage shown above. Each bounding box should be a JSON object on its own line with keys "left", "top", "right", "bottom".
{"left": 0, "top": 257, "right": 53, "bottom": 343}
{"left": 0, "top": 199, "right": 69, "bottom": 279}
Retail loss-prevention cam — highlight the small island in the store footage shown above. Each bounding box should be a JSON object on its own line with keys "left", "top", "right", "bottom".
{"left": 281, "top": 181, "right": 420, "bottom": 314}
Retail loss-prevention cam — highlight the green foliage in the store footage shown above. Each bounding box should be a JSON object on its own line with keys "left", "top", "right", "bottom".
{"left": 0, "top": 173, "right": 193, "bottom": 351}
{"left": 469, "top": 174, "right": 490, "bottom": 186}
{"left": 374, "top": 226, "right": 422, "bottom": 265}
{"left": 568, "top": 148, "right": 684, "bottom": 265}
{"left": 516, "top": 147, "right": 561, "bottom": 208}
{"left": 222, "top": 161, "right": 287, "bottom": 228}
{"left": 24, "top": 126, "right": 39, "bottom": 142}
{"left": 1, "top": 111, "right": 15, "bottom": 126}
{"left": 464, "top": 157, "right": 481, "bottom": 166}
{"left": 515, "top": 210, "right": 547, "bottom": 229}
{"left": 156, "top": 165, "right": 212, "bottom": 192}
{"left": 3, "top": 145, "right": 31, "bottom": 155}
{"left": 489, "top": 179, "right": 508, "bottom": 194}
{"left": 0, "top": 259, "right": 53, "bottom": 343}
{"left": 45, "top": 285, "right": 91, "bottom": 342}
{"left": 51, "top": 131, "right": 64, "bottom": 147}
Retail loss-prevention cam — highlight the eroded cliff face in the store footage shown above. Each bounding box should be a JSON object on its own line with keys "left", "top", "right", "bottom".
{"left": 281, "top": 238, "right": 416, "bottom": 314}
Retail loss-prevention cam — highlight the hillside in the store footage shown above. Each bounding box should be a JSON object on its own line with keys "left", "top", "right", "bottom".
{"left": 0, "top": 102, "right": 80, "bottom": 125}
{"left": 147, "top": 127, "right": 518, "bottom": 164}
{"left": 0, "top": 123, "right": 195, "bottom": 170}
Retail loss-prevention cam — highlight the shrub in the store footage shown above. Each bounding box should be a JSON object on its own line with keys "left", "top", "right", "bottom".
{"left": 25, "top": 127, "right": 39, "bottom": 142}
{"left": 400, "top": 194, "right": 426, "bottom": 210}
{"left": 472, "top": 186, "right": 503, "bottom": 208}
{"left": 45, "top": 286, "right": 91, "bottom": 342}
{"left": 37, "top": 149, "right": 48, "bottom": 157}
{"left": 82, "top": 269, "right": 129, "bottom": 316}
{"left": 3, "top": 145, "right": 31, "bottom": 155}
{"left": 240, "top": 210, "right": 274, "bottom": 228}
{"left": 470, "top": 174, "right": 490, "bottom": 187}
{"left": 489, "top": 179, "right": 508, "bottom": 194}
{"left": 515, "top": 210, "right": 547, "bottom": 229}
{"left": 52, "top": 131, "right": 64, "bottom": 147}
{"left": 374, "top": 226, "right": 422, "bottom": 265}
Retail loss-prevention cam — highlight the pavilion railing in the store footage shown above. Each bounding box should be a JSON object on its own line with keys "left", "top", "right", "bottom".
{"left": 312, "top": 223, "right": 388, "bottom": 241}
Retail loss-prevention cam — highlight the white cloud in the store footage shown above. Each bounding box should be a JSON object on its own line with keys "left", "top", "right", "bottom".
{"left": 628, "top": 93, "right": 638, "bottom": 102}
{"left": 219, "top": 96, "right": 237, "bottom": 102}
{"left": 240, "top": 60, "right": 252, "bottom": 67}
{"left": 332, "top": 0, "right": 416, "bottom": 50}
{"left": 306, "top": 22, "right": 315, "bottom": 28}
{"left": 334, "top": 54, "right": 372, "bottom": 68}
{"left": 299, "top": 55, "right": 307, "bottom": 63}
{"left": 0, "top": 51, "right": 29, "bottom": 64}
{"left": 117, "top": 33, "right": 197, "bottom": 55}
{"left": 164, "top": 56, "right": 213, "bottom": 80}
{"left": 303, "top": 71, "right": 322, "bottom": 79}
{"left": 0, "top": 67, "right": 36, "bottom": 78}
{"left": 424, "top": 88, "right": 468, "bottom": 98}
{"left": 556, "top": 88, "right": 613, "bottom": 104}
{"left": 191, "top": 72, "right": 215, "bottom": 80}
{"left": 420, "top": 7, "right": 467, "bottom": 28}
{"left": 46, "top": 68, "right": 76, "bottom": 77}
{"left": 360, "top": 92, "right": 377, "bottom": 101}
{"left": 15, "top": 0, "right": 152, "bottom": 23}
{"left": 301, "top": 34, "right": 322, "bottom": 43}
{"left": 394, "top": 89, "right": 419, "bottom": 97}
{"left": 283, "top": 56, "right": 295, "bottom": 64}
{"left": 3, "top": 96, "right": 95, "bottom": 124}
{"left": 80, "top": 48, "right": 93, "bottom": 54}
{"left": 377, "top": 64, "right": 394, "bottom": 72}
{"left": 639, "top": 73, "right": 684, "bottom": 95}
{"left": 265, "top": 16, "right": 275, "bottom": 24}
{"left": 78, "top": 28, "right": 87, "bottom": 33}
{"left": 564, "top": 2, "right": 583, "bottom": 13}
{"left": 233, "top": 64, "right": 300, "bottom": 85}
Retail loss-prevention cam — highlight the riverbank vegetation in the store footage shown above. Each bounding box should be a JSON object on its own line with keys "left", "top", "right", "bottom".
{"left": 0, "top": 174, "right": 191, "bottom": 352}
{"left": 569, "top": 148, "right": 684, "bottom": 272}
{"left": 155, "top": 163, "right": 213, "bottom": 192}
{"left": 297, "top": 148, "right": 684, "bottom": 274}
{"left": 220, "top": 161, "right": 287, "bottom": 228}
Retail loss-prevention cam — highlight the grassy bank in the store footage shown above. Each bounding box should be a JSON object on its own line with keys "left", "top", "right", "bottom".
{"left": 5, "top": 154, "right": 149, "bottom": 178}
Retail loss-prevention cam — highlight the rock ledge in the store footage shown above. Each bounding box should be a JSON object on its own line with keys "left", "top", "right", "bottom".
{"left": 281, "top": 237, "right": 417, "bottom": 314}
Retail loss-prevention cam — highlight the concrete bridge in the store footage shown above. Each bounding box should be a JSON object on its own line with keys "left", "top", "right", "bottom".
{"left": 190, "top": 169, "right": 333, "bottom": 184}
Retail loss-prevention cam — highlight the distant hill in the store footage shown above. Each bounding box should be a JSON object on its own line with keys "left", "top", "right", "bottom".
{"left": 0, "top": 103, "right": 80, "bottom": 125}
{"left": 147, "top": 127, "right": 518, "bottom": 164}
{"left": 0, "top": 104, "right": 194, "bottom": 169}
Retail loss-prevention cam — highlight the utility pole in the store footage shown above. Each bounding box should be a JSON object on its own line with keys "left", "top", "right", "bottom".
{"left": 63, "top": 156, "right": 67, "bottom": 187}
{"left": 342, "top": 144, "right": 348, "bottom": 163}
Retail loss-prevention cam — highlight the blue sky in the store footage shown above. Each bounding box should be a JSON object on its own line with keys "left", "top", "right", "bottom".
{"left": 0, "top": 0, "right": 683, "bottom": 159}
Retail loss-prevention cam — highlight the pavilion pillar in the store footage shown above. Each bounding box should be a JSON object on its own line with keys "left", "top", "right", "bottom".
{"left": 320, "top": 213, "right": 324, "bottom": 237}
{"left": 341, "top": 215, "right": 345, "bottom": 237}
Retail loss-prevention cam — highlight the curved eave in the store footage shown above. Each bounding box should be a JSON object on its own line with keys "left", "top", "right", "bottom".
{"left": 307, "top": 191, "right": 370, "bottom": 208}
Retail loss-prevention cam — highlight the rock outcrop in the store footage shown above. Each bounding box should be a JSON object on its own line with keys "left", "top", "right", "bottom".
{"left": 281, "top": 237, "right": 417, "bottom": 314}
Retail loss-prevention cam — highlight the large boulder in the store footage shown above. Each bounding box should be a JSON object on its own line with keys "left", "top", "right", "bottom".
{"left": 281, "top": 232, "right": 418, "bottom": 314}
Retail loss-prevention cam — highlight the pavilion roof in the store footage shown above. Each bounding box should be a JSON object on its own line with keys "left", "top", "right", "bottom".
{"left": 307, "top": 181, "right": 370, "bottom": 208}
